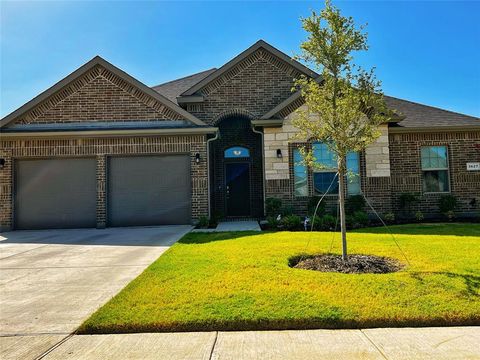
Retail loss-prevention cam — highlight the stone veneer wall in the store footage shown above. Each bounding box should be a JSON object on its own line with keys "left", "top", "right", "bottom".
{"left": 389, "top": 130, "right": 480, "bottom": 218}
{"left": 0, "top": 135, "right": 208, "bottom": 231}
{"left": 264, "top": 106, "right": 393, "bottom": 215}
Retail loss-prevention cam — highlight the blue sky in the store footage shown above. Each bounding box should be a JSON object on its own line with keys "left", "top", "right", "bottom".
{"left": 1, "top": 1, "right": 479, "bottom": 118}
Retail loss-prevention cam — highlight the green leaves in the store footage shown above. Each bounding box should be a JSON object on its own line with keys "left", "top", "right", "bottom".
{"left": 294, "top": 0, "right": 392, "bottom": 161}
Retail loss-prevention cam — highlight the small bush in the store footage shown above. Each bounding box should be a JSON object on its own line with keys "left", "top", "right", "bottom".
{"left": 281, "top": 215, "right": 302, "bottom": 231}
{"left": 345, "top": 195, "right": 366, "bottom": 215}
{"left": 281, "top": 205, "right": 294, "bottom": 216}
{"left": 266, "top": 198, "right": 283, "bottom": 217}
{"left": 319, "top": 214, "right": 337, "bottom": 231}
{"left": 197, "top": 216, "right": 210, "bottom": 228}
{"left": 353, "top": 211, "right": 369, "bottom": 226}
{"left": 399, "top": 193, "right": 420, "bottom": 210}
{"left": 415, "top": 211, "right": 424, "bottom": 222}
{"left": 308, "top": 196, "right": 326, "bottom": 217}
{"left": 266, "top": 216, "right": 279, "bottom": 229}
{"left": 439, "top": 195, "right": 457, "bottom": 217}
{"left": 383, "top": 212, "right": 395, "bottom": 224}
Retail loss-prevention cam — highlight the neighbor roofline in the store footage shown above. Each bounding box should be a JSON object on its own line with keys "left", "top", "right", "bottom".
{"left": 0, "top": 56, "right": 208, "bottom": 128}
{"left": 0, "top": 126, "right": 218, "bottom": 139}
{"left": 180, "top": 40, "right": 318, "bottom": 97}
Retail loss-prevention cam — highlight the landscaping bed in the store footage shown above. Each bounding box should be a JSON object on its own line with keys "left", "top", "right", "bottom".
{"left": 79, "top": 223, "right": 480, "bottom": 333}
{"left": 290, "top": 254, "right": 403, "bottom": 274}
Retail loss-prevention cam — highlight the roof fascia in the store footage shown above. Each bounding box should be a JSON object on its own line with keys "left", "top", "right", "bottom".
{"left": 0, "top": 56, "right": 208, "bottom": 128}
{"left": 0, "top": 126, "right": 218, "bottom": 139}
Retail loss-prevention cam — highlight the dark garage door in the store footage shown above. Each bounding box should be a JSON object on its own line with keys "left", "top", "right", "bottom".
{"left": 107, "top": 155, "right": 191, "bottom": 226}
{"left": 15, "top": 158, "right": 97, "bottom": 230}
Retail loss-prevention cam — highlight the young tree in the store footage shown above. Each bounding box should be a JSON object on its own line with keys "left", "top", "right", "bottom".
{"left": 292, "top": 0, "right": 392, "bottom": 261}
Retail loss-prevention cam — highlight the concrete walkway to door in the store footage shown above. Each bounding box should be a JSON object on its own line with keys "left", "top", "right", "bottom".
{"left": 0, "top": 225, "right": 192, "bottom": 360}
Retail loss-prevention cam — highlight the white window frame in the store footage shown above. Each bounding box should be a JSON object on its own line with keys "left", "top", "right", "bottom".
{"left": 421, "top": 145, "right": 451, "bottom": 194}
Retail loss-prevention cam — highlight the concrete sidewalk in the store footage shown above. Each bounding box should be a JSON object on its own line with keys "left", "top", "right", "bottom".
{"left": 2, "top": 327, "right": 478, "bottom": 360}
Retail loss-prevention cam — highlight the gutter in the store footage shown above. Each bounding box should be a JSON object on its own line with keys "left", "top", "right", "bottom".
{"left": 251, "top": 123, "right": 266, "bottom": 217}
{"left": 388, "top": 125, "right": 480, "bottom": 134}
{"left": 0, "top": 127, "right": 218, "bottom": 139}
{"left": 206, "top": 130, "right": 220, "bottom": 218}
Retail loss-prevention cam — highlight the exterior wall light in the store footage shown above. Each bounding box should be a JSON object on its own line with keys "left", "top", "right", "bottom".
{"left": 0, "top": 158, "right": 5, "bottom": 169}
{"left": 195, "top": 153, "right": 201, "bottom": 164}
{"left": 276, "top": 149, "right": 282, "bottom": 158}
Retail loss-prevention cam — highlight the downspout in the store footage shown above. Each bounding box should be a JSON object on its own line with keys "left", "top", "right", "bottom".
{"left": 251, "top": 123, "right": 266, "bottom": 217}
{"left": 206, "top": 130, "right": 219, "bottom": 218}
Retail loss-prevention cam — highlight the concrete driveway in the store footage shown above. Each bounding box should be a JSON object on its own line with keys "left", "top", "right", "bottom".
{"left": 0, "top": 225, "right": 192, "bottom": 359}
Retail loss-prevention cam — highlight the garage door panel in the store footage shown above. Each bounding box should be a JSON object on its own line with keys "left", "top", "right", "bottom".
{"left": 15, "top": 158, "right": 97, "bottom": 230}
{"left": 107, "top": 155, "right": 191, "bottom": 226}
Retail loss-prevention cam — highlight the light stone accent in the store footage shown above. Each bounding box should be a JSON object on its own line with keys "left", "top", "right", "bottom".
{"left": 365, "top": 124, "right": 391, "bottom": 177}
{"left": 263, "top": 106, "right": 391, "bottom": 180}
{"left": 263, "top": 106, "right": 307, "bottom": 180}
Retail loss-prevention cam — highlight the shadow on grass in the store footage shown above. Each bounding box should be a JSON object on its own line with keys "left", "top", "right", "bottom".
{"left": 410, "top": 271, "right": 480, "bottom": 297}
{"left": 178, "top": 231, "right": 261, "bottom": 244}
{"left": 352, "top": 222, "right": 480, "bottom": 237}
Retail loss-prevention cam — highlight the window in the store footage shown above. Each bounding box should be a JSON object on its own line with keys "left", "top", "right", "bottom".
{"left": 421, "top": 146, "right": 449, "bottom": 193}
{"left": 346, "top": 152, "right": 361, "bottom": 195}
{"left": 224, "top": 146, "right": 250, "bottom": 158}
{"left": 312, "top": 143, "right": 361, "bottom": 195}
{"left": 293, "top": 148, "right": 308, "bottom": 196}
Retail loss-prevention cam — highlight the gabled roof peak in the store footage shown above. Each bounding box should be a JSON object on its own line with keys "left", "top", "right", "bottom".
{"left": 180, "top": 39, "right": 318, "bottom": 97}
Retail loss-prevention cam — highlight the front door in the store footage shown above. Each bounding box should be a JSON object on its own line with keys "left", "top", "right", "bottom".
{"left": 225, "top": 163, "right": 250, "bottom": 216}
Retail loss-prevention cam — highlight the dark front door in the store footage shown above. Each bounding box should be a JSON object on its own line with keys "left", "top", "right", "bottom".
{"left": 225, "top": 163, "right": 250, "bottom": 216}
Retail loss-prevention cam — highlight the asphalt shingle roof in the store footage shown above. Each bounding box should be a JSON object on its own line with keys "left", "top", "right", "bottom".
{"left": 385, "top": 96, "right": 479, "bottom": 128}
{"left": 152, "top": 68, "right": 217, "bottom": 104}
{"left": 151, "top": 68, "right": 479, "bottom": 129}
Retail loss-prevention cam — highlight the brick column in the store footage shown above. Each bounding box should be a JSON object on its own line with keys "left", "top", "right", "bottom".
{"left": 0, "top": 151, "right": 13, "bottom": 231}
{"left": 96, "top": 155, "right": 106, "bottom": 228}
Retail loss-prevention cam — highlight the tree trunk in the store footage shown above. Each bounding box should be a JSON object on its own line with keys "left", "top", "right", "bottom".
{"left": 338, "top": 156, "right": 348, "bottom": 262}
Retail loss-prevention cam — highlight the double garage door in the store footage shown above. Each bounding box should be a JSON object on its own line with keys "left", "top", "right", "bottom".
{"left": 14, "top": 155, "right": 191, "bottom": 230}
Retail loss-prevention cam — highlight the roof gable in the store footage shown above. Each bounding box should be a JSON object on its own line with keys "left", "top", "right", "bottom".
{"left": 180, "top": 40, "right": 318, "bottom": 98}
{"left": 0, "top": 56, "right": 207, "bottom": 128}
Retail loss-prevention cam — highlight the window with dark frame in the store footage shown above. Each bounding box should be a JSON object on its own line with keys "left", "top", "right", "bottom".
{"left": 421, "top": 146, "right": 450, "bottom": 193}
{"left": 292, "top": 143, "right": 361, "bottom": 197}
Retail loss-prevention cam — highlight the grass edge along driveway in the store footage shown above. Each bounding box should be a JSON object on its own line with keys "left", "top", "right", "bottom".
{"left": 79, "top": 223, "right": 480, "bottom": 333}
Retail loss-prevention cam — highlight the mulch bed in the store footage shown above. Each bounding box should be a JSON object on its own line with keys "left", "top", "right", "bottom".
{"left": 291, "top": 254, "right": 403, "bottom": 274}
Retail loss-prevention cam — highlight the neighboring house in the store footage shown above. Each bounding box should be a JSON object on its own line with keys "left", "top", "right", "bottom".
{"left": 0, "top": 40, "right": 479, "bottom": 231}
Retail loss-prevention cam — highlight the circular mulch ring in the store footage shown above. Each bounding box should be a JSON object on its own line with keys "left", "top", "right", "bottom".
{"left": 290, "top": 254, "right": 403, "bottom": 274}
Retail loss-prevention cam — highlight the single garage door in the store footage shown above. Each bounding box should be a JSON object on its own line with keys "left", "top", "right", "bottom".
{"left": 15, "top": 158, "right": 97, "bottom": 230}
{"left": 107, "top": 155, "right": 191, "bottom": 226}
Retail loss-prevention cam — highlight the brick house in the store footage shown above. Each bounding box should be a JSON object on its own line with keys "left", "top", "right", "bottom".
{"left": 1, "top": 40, "right": 479, "bottom": 231}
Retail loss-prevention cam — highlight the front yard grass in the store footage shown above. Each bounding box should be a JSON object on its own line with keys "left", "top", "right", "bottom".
{"left": 79, "top": 223, "right": 480, "bottom": 333}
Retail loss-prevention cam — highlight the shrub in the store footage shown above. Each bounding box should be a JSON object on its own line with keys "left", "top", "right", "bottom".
{"left": 319, "top": 214, "right": 337, "bottom": 231}
{"left": 353, "top": 211, "right": 369, "bottom": 226}
{"left": 281, "top": 215, "right": 302, "bottom": 231}
{"left": 197, "top": 216, "right": 209, "bottom": 228}
{"left": 307, "top": 196, "right": 326, "bottom": 217}
{"left": 345, "top": 195, "right": 366, "bottom": 215}
{"left": 281, "top": 205, "right": 294, "bottom": 216}
{"left": 266, "top": 216, "right": 279, "bottom": 229}
{"left": 399, "top": 192, "right": 420, "bottom": 210}
{"left": 266, "top": 198, "right": 283, "bottom": 217}
{"left": 345, "top": 211, "right": 369, "bottom": 229}
{"left": 415, "top": 211, "right": 424, "bottom": 222}
{"left": 439, "top": 195, "right": 457, "bottom": 217}
{"left": 383, "top": 212, "right": 395, "bottom": 224}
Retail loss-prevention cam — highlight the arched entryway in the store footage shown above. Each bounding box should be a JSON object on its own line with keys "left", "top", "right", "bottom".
{"left": 210, "top": 114, "right": 264, "bottom": 219}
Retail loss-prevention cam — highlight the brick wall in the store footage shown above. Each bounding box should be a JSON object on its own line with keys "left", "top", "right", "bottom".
{"left": 13, "top": 65, "right": 184, "bottom": 125}
{"left": 185, "top": 49, "right": 302, "bottom": 125}
{"left": 389, "top": 131, "right": 480, "bottom": 218}
{"left": 0, "top": 135, "right": 208, "bottom": 231}
{"left": 210, "top": 116, "right": 264, "bottom": 218}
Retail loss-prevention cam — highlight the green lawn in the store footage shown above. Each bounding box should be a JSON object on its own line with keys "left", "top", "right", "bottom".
{"left": 79, "top": 223, "right": 480, "bottom": 333}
